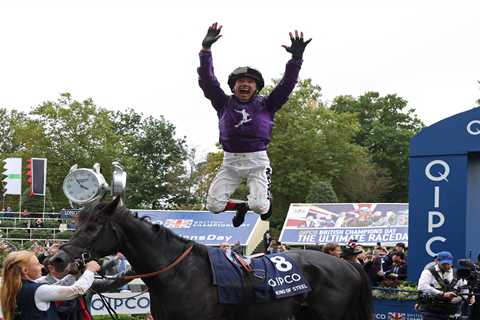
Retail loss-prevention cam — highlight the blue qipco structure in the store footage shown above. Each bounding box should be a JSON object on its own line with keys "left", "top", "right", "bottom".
{"left": 408, "top": 107, "right": 480, "bottom": 281}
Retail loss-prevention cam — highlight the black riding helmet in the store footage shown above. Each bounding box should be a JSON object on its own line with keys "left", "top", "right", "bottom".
{"left": 228, "top": 67, "right": 264, "bottom": 93}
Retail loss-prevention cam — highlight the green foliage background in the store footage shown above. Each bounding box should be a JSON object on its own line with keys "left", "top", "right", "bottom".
{"left": 1, "top": 78, "right": 425, "bottom": 232}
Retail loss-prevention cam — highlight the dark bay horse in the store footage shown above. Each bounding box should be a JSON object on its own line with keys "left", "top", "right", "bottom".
{"left": 52, "top": 198, "right": 372, "bottom": 320}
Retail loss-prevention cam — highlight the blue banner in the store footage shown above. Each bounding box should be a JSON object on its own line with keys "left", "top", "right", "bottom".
{"left": 408, "top": 107, "right": 480, "bottom": 281}
{"left": 374, "top": 300, "right": 421, "bottom": 320}
{"left": 279, "top": 203, "right": 408, "bottom": 246}
{"left": 135, "top": 210, "right": 260, "bottom": 246}
{"left": 59, "top": 208, "right": 80, "bottom": 219}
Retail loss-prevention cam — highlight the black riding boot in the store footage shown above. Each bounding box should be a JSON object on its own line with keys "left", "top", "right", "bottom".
{"left": 232, "top": 202, "right": 249, "bottom": 227}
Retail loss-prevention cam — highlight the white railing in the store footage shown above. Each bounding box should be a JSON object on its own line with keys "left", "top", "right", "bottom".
{"left": 0, "top": 212, "right": 76, "bottom": 246}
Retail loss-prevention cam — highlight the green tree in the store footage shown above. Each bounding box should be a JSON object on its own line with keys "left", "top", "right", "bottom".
{"left": 0, "top": 108, "right": 28, "bottom": 154}
{"left": 0, "top": 109, "right": 31, "bottom": 211}
{"left": 111, "top": 110, "right": 190, "bottom": 209}
{"left": 2, "top": 95, "right": 193, "bottom": 212}
{"left": 184, "top": 149, "right": 223, "bottom": 209}
{"left": 330, "top": 92, "right": 424, "bottom": 202}
{"left": 26, "top": 93, "right": 120, "bottom": 210}
{"left": 336, "top": 155, "right": 393, "bottom": 202}
{"left": 267, "top": 80, "right": 379, "bottom": 228}
{"left": 305, "top": 181, "right": 338, "bottom": 203}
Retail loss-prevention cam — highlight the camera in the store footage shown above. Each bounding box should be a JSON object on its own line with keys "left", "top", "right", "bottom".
{"left": 68, "top": 259, "right": 85, "bottom": 275}
{"left": 457, "top": 259, "right": 480, "bottom": 295}
{"left": 68, "top": 252, "right": 92, "bottom": 274}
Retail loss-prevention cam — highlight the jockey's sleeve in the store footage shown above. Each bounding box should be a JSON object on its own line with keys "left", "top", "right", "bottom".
{"left": 197, "top": 50, "right": 228, "bottom": 112}
{"left": 265, "top": 58, "right": 302, "bottom": 112}
{"left": 34, "top": 270, "right": 95, "bottom": 310}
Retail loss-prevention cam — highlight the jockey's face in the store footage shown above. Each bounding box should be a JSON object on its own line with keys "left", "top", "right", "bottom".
{"left": 234, "top": 77, "right": 257, "bottom": 102}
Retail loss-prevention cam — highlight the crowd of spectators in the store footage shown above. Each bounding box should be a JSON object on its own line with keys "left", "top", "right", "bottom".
{"left": 0, "top": 207, "right": 14, "bottom": 218}
{"left": 263, "top": 230, "right": 288, "bottom": 254}
{"left": 0, "top": 207, "right": 47, "bottom": 219}
{"left": 321, "top": 240, "right": 408, "bottom": 287}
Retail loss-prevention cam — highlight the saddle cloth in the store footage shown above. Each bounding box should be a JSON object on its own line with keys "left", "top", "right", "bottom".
{"left": 207, "top": 247, "right": 311, "bottom": 304}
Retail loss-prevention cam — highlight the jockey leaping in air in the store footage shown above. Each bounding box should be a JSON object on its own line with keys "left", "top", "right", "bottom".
{"left": 198, "top": 22, "right": 311, "bottom": 227}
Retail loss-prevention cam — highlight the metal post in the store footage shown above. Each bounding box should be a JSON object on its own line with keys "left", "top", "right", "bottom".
{"left": 43, "top": 195, "right": 46, "bottom": 217}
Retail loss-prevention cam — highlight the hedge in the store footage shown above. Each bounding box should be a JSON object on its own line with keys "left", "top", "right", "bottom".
{"left": 55, "top": 230, "right": 74, "bottom": 240}
{"left": 8, "top": 229, "right": 29, "bottom": 239}
{"left": 31, "top": 229, "right": 54, "bottom": 239}
{"left": 0, "top": 219, "right": 15, "bottom": 227}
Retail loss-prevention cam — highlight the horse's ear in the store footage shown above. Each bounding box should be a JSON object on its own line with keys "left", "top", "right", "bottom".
{"left": 101, "top": 196, "right": 121, "bottom": 216}
{"left": 152, "top": 224, "right": 161, "bottom": 232}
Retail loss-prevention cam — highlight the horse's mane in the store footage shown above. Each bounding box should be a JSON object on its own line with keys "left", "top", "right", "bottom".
{"left": 78, "top": 202, "right": 206, "bottom": 251}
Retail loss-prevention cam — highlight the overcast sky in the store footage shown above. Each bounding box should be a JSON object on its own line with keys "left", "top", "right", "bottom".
{"left": 0, "top": 1, "right": 478, "bottom": 158}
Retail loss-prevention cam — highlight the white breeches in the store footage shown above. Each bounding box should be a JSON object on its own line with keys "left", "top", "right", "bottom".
{"left": 206, "top": 150, "right": 272, "bottom": 215}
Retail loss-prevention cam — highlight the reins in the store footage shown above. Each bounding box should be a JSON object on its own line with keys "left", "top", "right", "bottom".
{"left": 119, "top": 244, "right": 194, "bottom": 281}
{"left": 90, "top": 244, "right": 194, "bottom": 320}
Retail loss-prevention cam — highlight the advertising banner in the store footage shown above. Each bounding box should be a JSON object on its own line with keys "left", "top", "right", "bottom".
{"left": 90, "top": 292, "right": 150, "bottom": 315}
{"left": 407, "top": 107, "right": 480, "bottom": 280}
{"left": 2, "top": 157, "right": 22, "bottom": 195}
{"left": 135, "top": 210, "right": 260, "bottom": 246}
{"left": 59, "top": 208, "right": 81, "bottom": 219}
{"left": 279, "top": 203, "right": 408, "bottom": 246}
{"left": 31, "top": 158, "right": 47, "bottom": 195}
{"left": 373, "top": 300, "right": 421, "bottom": 320}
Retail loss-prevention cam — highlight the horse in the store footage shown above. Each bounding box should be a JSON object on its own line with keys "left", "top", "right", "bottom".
{"left": 51, "top": 197, "right": 372, "bottom": 320}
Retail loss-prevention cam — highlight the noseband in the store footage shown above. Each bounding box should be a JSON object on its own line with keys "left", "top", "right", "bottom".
{"left": 59, "top": 220, "right": 122, "bottom": 268}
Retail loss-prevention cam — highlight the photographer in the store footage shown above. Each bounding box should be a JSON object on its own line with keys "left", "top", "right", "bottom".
{"left": 364, "top": 246, "right": 391, "bottom": 286}
{"left": 417, "top": 251, "right": 475, "bottom": 320}
{"left": 457, "top": 259, "right": 480, "bottom": 320}
{"left": 385, "top": 252, "right": 407, "bottom": 281}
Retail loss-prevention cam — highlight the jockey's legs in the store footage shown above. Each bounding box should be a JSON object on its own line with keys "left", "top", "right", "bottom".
{"left": 246, "top": 164, "right": 272, "bottom": 216}
{"left": 207, "top": 151, "right": 272, "bottom": 225}
{"left": 206, "top": 165, "right": 242, "bottom": 213}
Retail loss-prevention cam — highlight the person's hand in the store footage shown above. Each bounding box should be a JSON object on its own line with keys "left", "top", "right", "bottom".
{"left": 202, "top": 22, "right": 222, "bottom": 50}
{"left": 469, "top": 295, "right": 476, "bottom": 305}
{"left": 86, "top": 261, "right": 101, "bottom": 273}
{"left": 377, "top": 271, "right": 385, "bottom": 277}
{"left": 282, "top": 30, "right": 312, "bottom": 60}
{"left": 442, "top": 291, "right": 457, "bottom": 300}
{"left": 47, "top": 243, "right": 61, "bottom": 256}
{"left": 33, "top": 245, "right": 45, "bottom": 254}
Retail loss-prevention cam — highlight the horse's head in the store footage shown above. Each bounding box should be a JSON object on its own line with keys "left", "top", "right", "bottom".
{"left": 51, "top": 197, "right": 125, "bottom": 272}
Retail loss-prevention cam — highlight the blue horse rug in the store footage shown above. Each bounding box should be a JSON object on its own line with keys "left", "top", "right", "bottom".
{"left": 207, "top": 247, "right": 311, "bottom": 304}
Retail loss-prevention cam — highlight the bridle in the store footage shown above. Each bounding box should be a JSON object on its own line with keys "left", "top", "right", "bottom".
{"left": 58, "top": 219, "right": 195, "bottom": 320}
{"left": 59, "top": 220, "right": 195, "bottom": 280}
